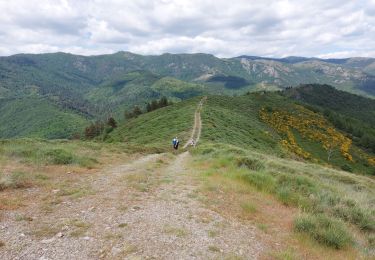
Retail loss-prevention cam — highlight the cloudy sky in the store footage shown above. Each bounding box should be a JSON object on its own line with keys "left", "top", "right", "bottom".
{"left": 0, "top": 0, "right": 374, "bottom": 58}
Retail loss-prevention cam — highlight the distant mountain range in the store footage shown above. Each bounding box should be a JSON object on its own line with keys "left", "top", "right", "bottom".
{"left": 0, "top": 51, "right": 374, "bottom": 138}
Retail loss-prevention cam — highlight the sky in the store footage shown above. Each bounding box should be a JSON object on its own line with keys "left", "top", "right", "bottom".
{"left": 0, "top": 0, "right": 375, "bottom": 58}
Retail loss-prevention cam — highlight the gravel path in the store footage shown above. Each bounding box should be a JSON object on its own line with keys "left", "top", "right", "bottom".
{"left": 0, "top": 151, "right": 265, "bottom": 259}
{"left": 183, "top": 97, "right": 205, "bottom": 149}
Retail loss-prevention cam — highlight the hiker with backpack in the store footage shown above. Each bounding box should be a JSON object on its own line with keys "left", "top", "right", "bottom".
{"left": 172, "top": 137, "right": 179, "bottom": 150}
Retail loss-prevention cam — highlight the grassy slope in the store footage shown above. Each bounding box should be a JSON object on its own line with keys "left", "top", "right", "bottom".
{"left": 0, "top": 98, "right": 88, "bottom": 139}
{"left": 200, "top": 94, "right": 283, "bottom": 155}
{"left": 191, "top": 143, "right": 375, "bottom": 255}
{"left": 108, "top": 97, "right": 199, "bottom": 150}
{"left": 200, "top": 94, "right": 374, "bottom": 175}
{"left": 195, "top": 94, "right": 374, "bottom": 254}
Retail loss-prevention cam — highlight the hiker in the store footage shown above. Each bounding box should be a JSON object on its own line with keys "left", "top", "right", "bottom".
{"left": 175, "top": 138, "right": 179, "bottom": 149}
{"left": 172, "top": 137, "right": 179, "bottom": 150}
{"left": 191, "top": 140, "right": 196, "bottom": 147}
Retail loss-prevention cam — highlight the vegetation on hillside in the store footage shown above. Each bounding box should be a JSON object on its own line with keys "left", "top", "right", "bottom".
{"left": 108, "top": 97, "right": 198, "bottom": 150}
{"left": 1, "top": 88, "right": 375, "bottom": 257}
{"left": 199, "top": 93, "right": 374, "bottom": 175}
{"left": 191, "top": 143, "right": 375, "bottom": 253}
{"left": 0, "top": 98, "right": 88, "bottom": 139}
{"left": 283, "top": 84, "right": 375, "bottom": 153}
{"left": 1, "top": 51, "right": 375, "bottom": 139}
{"left": 259, "top": 105, "right": 353, "bottom": 162}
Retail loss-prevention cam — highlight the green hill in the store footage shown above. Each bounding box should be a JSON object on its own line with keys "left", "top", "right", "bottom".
{"left": 0, "top": 98, "right": 88, "bottom": 139}
{"left": 282, "top": 84, "right": 375, "bottom": 154}
{"left": 108, "top": 89, "right": 374, "bottom": 175}
{"left": 108, "top": 97, "right": 199, "bottom": 150}
{"left": 1, "top": 52, "right": 375, "bottom": 139}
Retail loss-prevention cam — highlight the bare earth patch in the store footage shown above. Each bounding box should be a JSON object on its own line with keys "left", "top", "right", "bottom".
{"left": 0, "top": 151, "right": 267, "bottom": 259}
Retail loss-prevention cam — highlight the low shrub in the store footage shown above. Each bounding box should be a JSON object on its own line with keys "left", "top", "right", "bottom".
{"left": 333, "top": 205, "right": 375, "bottom": 232}
{"left": 0, "top": 172, "right": 33, "bottom": 190}
{"left": 341, "top": 164, "right": 353, "bottom": 172}
{"left": 236, "top": 157, "right": 265, "bottom": 171}
{"left": 277, "top": 174, "right": 317, "bottom": 197}
{"left": 276, "top": 187, "right": 300, "bottom": 206}
{"left": 77, "top": 157, "right": 98, "bottom": 168}
{"left": 240, "top": 171, "right": 275, "bottom": 192}
{"left": 45, "top": 149, "right": 74, "bottom": 165}
{"left": 294, "top": 214, "right": 352, "bottom": 249}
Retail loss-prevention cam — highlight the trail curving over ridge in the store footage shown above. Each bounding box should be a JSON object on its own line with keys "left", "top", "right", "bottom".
{"left": 183, "top": 97, "right": 206, "bottom": 149}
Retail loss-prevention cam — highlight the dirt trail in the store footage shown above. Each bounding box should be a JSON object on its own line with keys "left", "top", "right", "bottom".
{"left": 183, "top": 97, "right": 206, "bottom": 149}
{"left": 0, "top": 151, "right": 265, "bottom": 259}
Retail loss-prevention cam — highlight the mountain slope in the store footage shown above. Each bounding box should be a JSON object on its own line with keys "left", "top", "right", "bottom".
{"left": 282, "top": 84, "right": 375, "bottom": 126}
{"left": 0, "top": 98, "right": 88, "bottom": 139}
{"left": 282, "top": 84, "right": 375, "bottom": 154}
{"left": 108, "top": 89, "right": 374, "bottom": 175}
{"left": 1, "top": 52, "right": 374, "bottom": 101}
{"left": 1, "top": 52, "right": 375, "bottom": 139}
{"left": 108, "top": 97, "right": 199, "bottom": 150}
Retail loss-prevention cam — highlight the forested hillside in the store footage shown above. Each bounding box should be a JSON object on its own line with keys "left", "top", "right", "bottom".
{"left": 283, "top": 84, "right": 375, "bottom": 154}
{"left": 1, "top": 52, "right": 375, "bottom": 139}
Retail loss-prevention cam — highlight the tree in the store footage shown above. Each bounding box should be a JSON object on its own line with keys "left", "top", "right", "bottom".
{"left": 146, "top": 102, "right": 152, "bottom": 112}
{"left": 125, "top": 111, "right": 133, "bottom": 119}
{"left": 150, "top": 100, "right": 158, "bottom": 111}
{"left": 132, "top": 106, "right": 142, "bottom": 117}
{"left": 107, "top": 117, "right": 117, "bottom": 128}
{"left": 158, "top": 96, "right": 168, "bottom": 108}
{"left": 84, "top": 121, "right": 104, "bottom": 139}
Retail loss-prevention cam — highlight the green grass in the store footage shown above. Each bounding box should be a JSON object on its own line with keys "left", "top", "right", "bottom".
{"left": 108, "top": 97, "right": 199, "bottom": 150}
{"left": 0, "top": 139, "right": 102, "bottom": 167}
{"left": 200, "top": 94, "right": 284, "bottom": 155}
{"left": 192, "top": 143, "right": 375, "bottom": 251}
{"left": 240, "top": 202, "right": 257, "bottom": 214}
{"left": 199, "top": 94, "right": 374, "bottom": 175}
{"left": 0, "top": 98, "right": 88, "bottom": 139}
{"left": 294, "top": 214, "right": 352, "bottom": 249}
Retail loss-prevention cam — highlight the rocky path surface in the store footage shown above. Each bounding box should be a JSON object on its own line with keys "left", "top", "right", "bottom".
{"left": 0, "top": 151, "right": 265, "bottom": 259}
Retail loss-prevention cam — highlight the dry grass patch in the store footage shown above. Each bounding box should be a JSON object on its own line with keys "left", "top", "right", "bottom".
{"left": 208, "top": 245, "right": 221, "bottom": 252}
{"left": 240, "top": 202, "right": 257, "bottom": 214}
{"left": 15, "top": 214, "right": 33, "bottom": 222}
{"left": 120, "top": 243, "right": 138, "bottom": 256}
{"left": 32, "top": 224, "right": 61, "bottom": 238}
{"left": 118, "top": 223, "right": 128, "bottom": 228}
{"left": 104, "top": 232, "right": 123, "bottom": 240}
{"left": 163, "top": 225, "right": 189, "bottom": 237}
{"left": 0, "top": 171, "right": 33, "bottom": 191}
{"left": 0, "top": 196, "right": 24, "bottom": 210}
{"left": 124, "top": 172, "right": 154, "bottom": 192}
{"left": 66, "top": 219, "right": 91, "bottom": 237}
{"left": 208, "top": 229, "right": 219, "bottom": 237}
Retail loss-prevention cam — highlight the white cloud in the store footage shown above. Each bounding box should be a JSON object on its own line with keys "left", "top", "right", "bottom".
{"left": 0, "top": 0, "right": 374, "bottom": 58}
